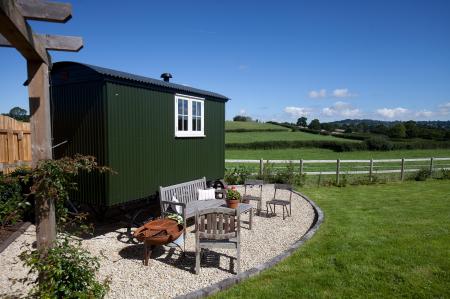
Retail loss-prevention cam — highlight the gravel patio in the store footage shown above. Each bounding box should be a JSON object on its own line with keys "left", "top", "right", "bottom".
{"left": 0, "top": 184, "right": 315, "bottom": 298}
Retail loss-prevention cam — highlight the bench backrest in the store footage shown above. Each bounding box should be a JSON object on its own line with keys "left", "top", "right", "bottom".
{"left": 159, "top": 177, "right": 207, "bottom": 207}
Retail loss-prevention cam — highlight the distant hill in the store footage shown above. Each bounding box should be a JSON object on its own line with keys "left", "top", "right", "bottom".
{"left": 225, "top": 121, "right": 289, "bottom": 132}
{"left": 325, "top": 119, "right": 450, "bottom": 129}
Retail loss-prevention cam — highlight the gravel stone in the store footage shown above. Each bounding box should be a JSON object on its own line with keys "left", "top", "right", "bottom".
{"left": 0, "top": 184, "right": 314, "bottom": 298}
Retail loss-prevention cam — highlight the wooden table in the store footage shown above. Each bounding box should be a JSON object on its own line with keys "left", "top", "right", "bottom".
{"left": 221, "top": 202, "right": 253, "bottom": 230}
{"left": 193, "top": 200, "right": 254, "bottom": 229}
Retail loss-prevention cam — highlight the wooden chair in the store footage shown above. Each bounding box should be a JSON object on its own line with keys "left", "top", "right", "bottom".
{"left": 242, "top": 179, "right": 264, "bottom": 215}
{"left": 159, "top": 177, "right": 226, "bottom": 252}
{"left": 266, "top": 184, "right": 293, "bottom": 220}
{"left": 195, "top": 207, "right": 241, "bottom": 275}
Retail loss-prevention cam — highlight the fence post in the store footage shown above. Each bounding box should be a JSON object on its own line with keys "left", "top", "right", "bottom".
{"left": 430, "top": 157, "right": 434, "bottom": 175}
{"left": 336, "top": 159, "right": 340, "bottom": 185}
{"left": 369, "top": 159, "right": 373, "bottom": 182}
{"left": 300, "top": 159, "right": 304, "bottom": 176}
{"left": 400, "top": 158, "right": 405, "bottom": 181}
{"left": 259, "top": 158, "right": 264, "bottom": 177}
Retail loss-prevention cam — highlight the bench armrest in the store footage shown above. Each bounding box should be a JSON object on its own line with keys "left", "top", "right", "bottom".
{"left": 161, "top": 200, "right": 186, "bottom": 217}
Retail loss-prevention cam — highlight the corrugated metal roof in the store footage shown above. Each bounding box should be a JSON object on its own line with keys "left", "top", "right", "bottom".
{"left": 53, "top": 61, "right": 230, "bottom": 101}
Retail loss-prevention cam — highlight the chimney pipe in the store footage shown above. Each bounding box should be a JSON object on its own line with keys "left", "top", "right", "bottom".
{"left": 161, "top": 73, "right": 172, "bottom": 82}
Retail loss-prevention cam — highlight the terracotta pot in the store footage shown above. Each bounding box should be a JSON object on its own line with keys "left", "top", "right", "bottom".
{"left": 226, "top": 199, "right": 240, "bottom": 209}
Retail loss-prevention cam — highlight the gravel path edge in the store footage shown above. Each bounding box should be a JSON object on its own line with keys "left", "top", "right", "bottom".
{"left": 0, "top": 222, "right": 32, "bottom": 254}
{"left": 176, "top": 190, "right": 325, "bottom": 299}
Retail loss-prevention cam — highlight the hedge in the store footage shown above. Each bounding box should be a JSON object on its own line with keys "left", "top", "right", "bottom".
{"left": 226, "top": 140, "right": 365, "bottom": 152}
{"left": 226, "top": 139, "right": 450, "bottom": 152}
{"left": 330, "top": 133, "right": 369, "bottom": 141}
{"left": 225, "top": 128, "right": 288, "bottom": 133}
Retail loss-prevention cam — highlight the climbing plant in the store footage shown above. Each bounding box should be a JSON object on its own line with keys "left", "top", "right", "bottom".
{"left": 19, "top": 155, "right": 113, "bottom": 298}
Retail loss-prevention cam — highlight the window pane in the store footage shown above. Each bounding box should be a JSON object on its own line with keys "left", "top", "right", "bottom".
{"left": 183, "top": 117, "right": 188, "bottom": 131}
{"left": 183, "top": 99, "right": 188, "bottom": 114}
{"left": 192, "top": 102, "right": 196, "bottom": 116}
{"left": 192, "top": 118, "right": 196, "bottom": 131}
{"left": 178, "top": 100, "right": 182, "bottom": 115}
{"left": 178, "top": 116, "right": 182, "bottom": 131}
{"left": 198, "top": 102, "right": 201, "bottom": 116}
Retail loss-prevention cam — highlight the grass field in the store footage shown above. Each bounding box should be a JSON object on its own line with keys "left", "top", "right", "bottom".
{"left": 214, "top": 180, "right": 450, "bottom": 298}
{"left": 226, "top": 131, "right": 359, "bottom": 144}
{"left": 225, "top": 121, "right": 289, "bottom": 132}
{"left": 226, "top": 148, "right": 450, "bottom": 160}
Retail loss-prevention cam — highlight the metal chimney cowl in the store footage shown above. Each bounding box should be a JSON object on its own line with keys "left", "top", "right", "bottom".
{"left": 160, "top": 73, "right": 172, "bottom": 82}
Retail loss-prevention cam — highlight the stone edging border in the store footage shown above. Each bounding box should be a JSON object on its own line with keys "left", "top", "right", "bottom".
{"left": 0, "top": 222, "right": 32, "bottom": 254}
{"left": 177, "top": 190, "right": 324, "bottom": 299}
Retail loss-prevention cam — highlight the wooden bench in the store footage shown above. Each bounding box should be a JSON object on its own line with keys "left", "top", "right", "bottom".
{"left": 159, "top": 177, "right": 226, "bottom": 250}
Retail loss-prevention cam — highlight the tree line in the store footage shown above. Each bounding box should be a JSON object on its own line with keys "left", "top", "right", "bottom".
{"left": 275, "top": 117, "right": 450, "bottom": 141}
{"left": 2, "top": 106, "right": 30, "bottom": 122}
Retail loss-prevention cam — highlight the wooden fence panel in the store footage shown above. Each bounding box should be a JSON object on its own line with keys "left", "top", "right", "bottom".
{"left": 0, "top": 115, "right": 32, "bottom": 174}
{"left": 225, "top": 157, "right": 450, "bottom": 182}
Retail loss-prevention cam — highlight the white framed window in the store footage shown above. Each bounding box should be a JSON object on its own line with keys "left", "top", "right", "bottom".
{"left": 175, "top": 94, "right": 205, "bottom": 137}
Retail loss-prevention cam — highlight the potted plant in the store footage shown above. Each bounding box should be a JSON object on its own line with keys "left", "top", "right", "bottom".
{"left": 226, "top": 186, "right": 241, "bottom": 209}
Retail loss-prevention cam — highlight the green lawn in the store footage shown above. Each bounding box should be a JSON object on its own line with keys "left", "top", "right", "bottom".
{"left": 225, "top": 121, "right": 289, "bottom": 132}
{"left": 226, "top": 131, "right": 359, "bottom": 144}
{"left": 226, "top": 148, "right": 450, "bottom": 160}
{"left": 214, "top": 180, "right": 450, "bottom": 298}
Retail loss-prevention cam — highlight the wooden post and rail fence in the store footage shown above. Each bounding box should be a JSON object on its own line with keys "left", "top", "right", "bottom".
{"left": 226, "top": 157, "right": 450, "bottom": 184}
{"left": 0, "top": 115, "right": 32, "bottom": 174}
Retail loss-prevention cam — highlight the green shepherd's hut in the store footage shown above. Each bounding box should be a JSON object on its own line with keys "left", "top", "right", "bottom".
{"left": 50, "top": 61, "right": 229, "bottom": 209}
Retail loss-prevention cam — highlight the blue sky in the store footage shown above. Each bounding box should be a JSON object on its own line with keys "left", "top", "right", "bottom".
{"left": 1, "top": 0, "right": 450, "bottom": 122}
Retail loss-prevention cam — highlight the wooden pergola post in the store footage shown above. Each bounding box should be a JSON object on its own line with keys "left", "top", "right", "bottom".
{"left": 27, "top": 60, "right": 56, "bottom": 248}
{"left": 0, "top": 0, "right": 83, "bottom": 250}
{"left": 28, "top": 61, "right": 52, "bottom": 162}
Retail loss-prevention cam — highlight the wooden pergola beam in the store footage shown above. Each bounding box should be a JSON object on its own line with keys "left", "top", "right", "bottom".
{"left": 16, "top": 0, "right": 72, "bottom": 23}
{"left": 37, "top": 34, "right": 83, "bottom": 52}
{"left": 0, "top": 33, "right": 9, "bottom": 46}
{"left": 0, "top": 33, "right": 83, "bottom": 52}
{"left": 0, "top": 0, "right": 50, "bottom": 65}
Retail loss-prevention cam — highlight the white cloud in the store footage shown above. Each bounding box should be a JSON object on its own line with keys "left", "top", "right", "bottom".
{"left": 308, "top": 89, "right": 327, "bottom": 99}
{"left": 438, "top": 102, "right": 450, "bottom": 115}
{"left": 322, "top": 101, "right": 361, "bottom": 117}
{"left": 332, "top": 88, "right": 354, "bottom": 98}
{"left": 373, "top": 103, "right": 450, "bottom": 120}
{"left": 284, "top": 106, "right": 312, "bottom": 117}
{"left": 239, "top": 109, "right": 247, "bottom": 115}
{"left": 415, "top": 110, "right": 433, "bottom": 118}
{"left": 309, "top": 88, "right": 356, "bottom": 99}
{"left": 375, "top": 107, "right": 409, "bottom": 119}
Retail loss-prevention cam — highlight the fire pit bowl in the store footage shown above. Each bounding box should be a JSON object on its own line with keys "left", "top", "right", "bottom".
{"left": 133, "top": 218, "right": 184, "bottom": 246}
{"left": 133, "top": 218, "right": 184, "bottom": 265}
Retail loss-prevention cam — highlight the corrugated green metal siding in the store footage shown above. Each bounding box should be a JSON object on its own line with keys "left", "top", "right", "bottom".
{"left": 51, "top": 82, "right": 108, "bottom": 206}
{"left": 106, "top": 82, "right": 225, "bottom": 206}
